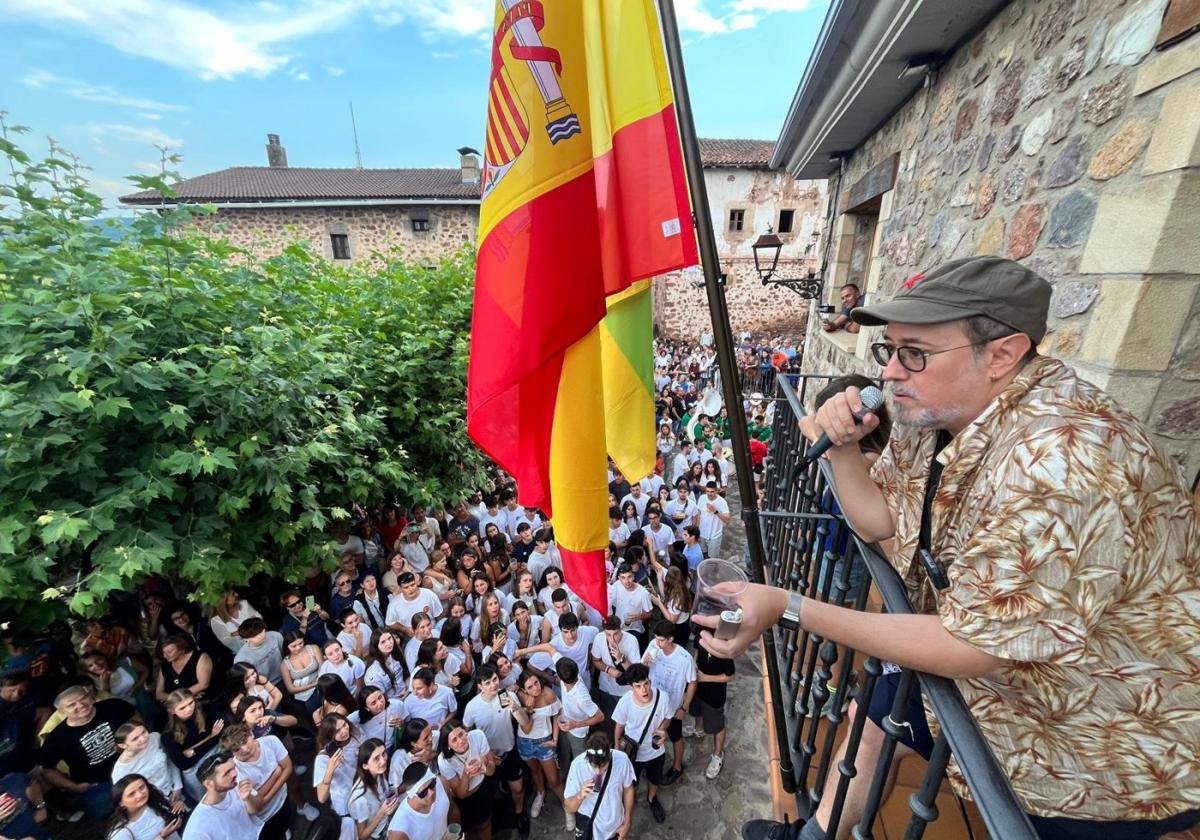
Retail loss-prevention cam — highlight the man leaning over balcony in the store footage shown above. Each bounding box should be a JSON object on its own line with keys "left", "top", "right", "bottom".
{"left": 698, "top": 256, "right": 1200, "bottom": 840}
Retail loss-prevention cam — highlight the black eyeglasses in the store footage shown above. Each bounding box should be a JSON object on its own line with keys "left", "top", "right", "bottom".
{"left": 336, "top": 580, "right": 352, "bottom": 588}
{"left": 285, "top": 600, "right": 303, "bottom": 609}
{"left": 415, "top": 784, "right": 435, "bottom": 799}
{"left": 869, "top": 341, "right": 984, "bottom": 373}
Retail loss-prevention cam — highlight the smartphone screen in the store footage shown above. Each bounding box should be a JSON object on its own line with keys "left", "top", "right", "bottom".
{"left": 305, "top": 595, "right": 316, "bottom": 612}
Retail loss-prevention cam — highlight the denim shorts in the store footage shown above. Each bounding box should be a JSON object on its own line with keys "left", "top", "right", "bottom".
{"left": 517, "top": 735, "right": 556, "bottom": 762}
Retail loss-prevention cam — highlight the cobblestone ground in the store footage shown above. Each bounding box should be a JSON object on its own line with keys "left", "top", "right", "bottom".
{"left": 498, "top": 479, "right": 773, "bottom": 840}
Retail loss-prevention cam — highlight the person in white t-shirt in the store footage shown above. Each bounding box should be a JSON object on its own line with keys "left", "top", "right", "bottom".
{"left": 664, "top": 484, "right": 699, "bottom": 529}
{"left": 607, "top": 565, "right": 653, "bottom": 653}
{"left": 698, "top": 482, "right": 732, "bottom": 557}
{"left": 670, "top": 441, "right": 693, "bottom": 484}
{"left": 643, "top": 621, "right": 697, "bottom": 789}
{"left": 638, "top": 473, "right": 665, "bottom": 498}
{"left": 436, "top": 720, "right": 497, "bottom": 836}
{"left": 318, "top": 640, "right": 366, "bottom": 694}
{"left": 107, "top": 774, "right": 184, "bottom": 840}
{"left": 611, "top": 664, "right": 671, "bottom": 825}
{"left": 619, "top": 485, "right": 649, "bottom": 520}
{"left": 336, "top": 610, "right": 372, "bottom": 660}
{"left": 554, "top": 657, "right": 603, "bottom": 771}
{"left": 499, "top": 491, "right": 527, "bottom": 540}
{"left": 563, "top": 733, "right": 636, "bottom": 840}
{"left": 384, "top": 573, "right": 443, "bottom": 637}
{"left": 608, "top": 507, "right": 631, "bottom": 550}
{"left": 463, "top": 666, "right": 529, "bottom": 834}
{"left": 404, "top": 668, "right": 457, "bottom": 730}
{"left": 385, "top": 762, "right": 449, "bottom": 840}
{"left": 221, "top": 724, "right": 292, "bottom": 839}
{"left": 516, "top": 612, "right": 598, "bottom": 679}
{"left": 590, "top": 615, "right": 641, "bottom": 719}
{"left": 182, "top": 753, "right": 262, "bottom": 840}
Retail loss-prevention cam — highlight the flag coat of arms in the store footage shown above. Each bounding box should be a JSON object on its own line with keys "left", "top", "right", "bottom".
{"left": 468, "top": 0, "right": 698, "bottom": 614}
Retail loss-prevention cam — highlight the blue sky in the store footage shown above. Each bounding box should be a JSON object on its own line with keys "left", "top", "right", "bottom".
{"left": 0, "top": 0, "right": 830, "bottom": 211}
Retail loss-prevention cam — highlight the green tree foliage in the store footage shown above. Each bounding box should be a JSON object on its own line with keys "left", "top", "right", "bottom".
{"left": 0, "top": 119, "right": 484, "bottom": 632}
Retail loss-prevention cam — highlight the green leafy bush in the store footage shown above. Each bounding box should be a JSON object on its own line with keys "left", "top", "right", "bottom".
{"left": 0, "top": 118, "right": 483, "bottom": 632}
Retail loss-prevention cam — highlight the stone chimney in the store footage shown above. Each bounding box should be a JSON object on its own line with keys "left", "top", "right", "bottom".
{"left": 457, "top": 146, "right": 480, "bottom": 185}
{"left": 266, "top": 134, "right": 288, "bottom": 168}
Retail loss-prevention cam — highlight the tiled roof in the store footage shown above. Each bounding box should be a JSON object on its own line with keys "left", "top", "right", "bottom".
{"left": 120, "top": 137, "right": 777, "bottom": 205}
{"left": 698, "top": 138, "right": 776, "bottom": 168}
{"left": 120, "top": 167, "right": 481, "bottom": 205}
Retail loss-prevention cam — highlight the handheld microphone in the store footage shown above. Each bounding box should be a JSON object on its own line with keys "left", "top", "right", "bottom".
{"left": 798, "top": 385, "right": 885, "bottom": 468}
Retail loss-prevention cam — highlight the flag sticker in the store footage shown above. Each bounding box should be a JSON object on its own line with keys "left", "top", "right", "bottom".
{"left": 661, "top": 218, "right": 681, "bottom": 237}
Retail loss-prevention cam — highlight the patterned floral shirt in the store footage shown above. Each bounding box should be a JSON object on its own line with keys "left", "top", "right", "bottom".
{"left": 870, "top": 356, "right": 1200, "bottom": 820}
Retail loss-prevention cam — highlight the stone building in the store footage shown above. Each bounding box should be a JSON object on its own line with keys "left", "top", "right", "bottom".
{"left": 652, "top": 139, "right": 826, "bottom": 341}
{"left": 121, "top": 134, "right": 480, "bottom": 264}
{"left": 773, "top": 0, "right": 1200, "bottom": 484}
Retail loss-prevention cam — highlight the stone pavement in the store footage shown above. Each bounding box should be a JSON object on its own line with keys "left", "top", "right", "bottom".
{"left": 497, "top": 479, "right": 775, "bottom": 840}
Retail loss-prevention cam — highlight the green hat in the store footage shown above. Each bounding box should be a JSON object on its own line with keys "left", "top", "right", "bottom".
{"left": 850, "top": 257, "right": 1051, "bottom": 343}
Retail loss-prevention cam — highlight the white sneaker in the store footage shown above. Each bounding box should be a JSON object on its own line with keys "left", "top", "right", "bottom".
{"left": 565, "top": 811, "right": 576, "bottom": 832}
{"left": 531, "top": 791, "right": 545, "bottom": 819}
{"left": 682, "top": 719, "right": 697, "bottom": 739}
{"left": 705, "top": 753, "right": 725, "bottom": 779}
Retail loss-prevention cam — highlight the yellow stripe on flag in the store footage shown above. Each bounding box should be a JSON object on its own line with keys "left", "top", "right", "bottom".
{"left": 601, "top": 279, "right": 656, "bottom": 481}
{"left": 548, "top": 326, "right": 610, "bottom": 554}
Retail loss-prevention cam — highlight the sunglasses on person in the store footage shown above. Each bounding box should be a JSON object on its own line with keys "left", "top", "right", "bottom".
{"left": 285, "top": 599, "right": 303, "bottom": 609}
{"left": 414, "top": 783, "right": 435, "bottom": 799}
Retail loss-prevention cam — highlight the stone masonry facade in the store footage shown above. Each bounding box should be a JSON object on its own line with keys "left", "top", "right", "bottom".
{"left": 185, "top": 204, "right": 479, "bottom": 265}
{"left": 655, "top": 167, "right": 825, "bottom": 341}
{"left": 803, "top": 0, "right": 1200, "bottom": 481}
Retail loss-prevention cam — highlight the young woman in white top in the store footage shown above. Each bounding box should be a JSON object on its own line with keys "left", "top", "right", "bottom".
{"left": 420, "top": 550, "right": 457, "bottom": 604}
{"left": 209, "top": 589, "right": 261, "bottom": 654}
{"left": 475, "top": 592, "right": 508, "bottom": 656}
{"left": 650, "top": 566, "right": 694, "bottom": 647}
{"left": 227, "top": 662, "right": 282, "bottom": 710}
{"left": 106, "top": 774, "right": 183, "bottom": 840}
{"left": 513, "top": 671, "right": 566, "bottom": 827}
{"left": 388, "top": 718, "right": 437, "bottom": 789}
{"left": 363, "top": 628, "right": 409, "bottom": 702}
{"left": 404, "top": 614, "right": 434, "bottom": 673}
{"left": 348, "top": 686, "right": 406, "bottom": 752}
{"left": 319, "top": 639, "right": 366, "bottom": 694}
{"left": 280, "top": 631, "right": 323, "bottom": 715}
{"left": 437, "top": 720, "right": 499, "bottom": 838}
{"left": 507, "top": 601, "right": 550, "bottom": 652}
{"left": 347, "top": 737, "right": 399, "bottom": 840}
{"left": 313, "top": 713, "right": 362, "bottom": 819}
{"left": 510, "top": 569, "right": 538, "bottom": 614}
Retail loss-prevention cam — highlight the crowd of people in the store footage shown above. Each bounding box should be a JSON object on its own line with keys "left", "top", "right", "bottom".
{"left": 0, "top": 337, "right": 779, "bottom": 840}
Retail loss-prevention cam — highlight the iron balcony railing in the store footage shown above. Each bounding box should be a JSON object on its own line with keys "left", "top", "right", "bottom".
{"left": 758, "top": 374, "right": 1039, "bottom": 840}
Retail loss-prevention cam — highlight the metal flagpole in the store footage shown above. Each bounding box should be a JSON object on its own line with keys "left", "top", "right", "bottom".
{"left": 656, "top": 0, "right": 798, "bottom": 796}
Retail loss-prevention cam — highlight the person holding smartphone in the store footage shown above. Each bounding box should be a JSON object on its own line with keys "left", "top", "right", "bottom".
{"left": 463, "top": 666, "right": 529, "bottom": 835}
{"left": 564, "top": 733, "right": 635, "bottom": 840}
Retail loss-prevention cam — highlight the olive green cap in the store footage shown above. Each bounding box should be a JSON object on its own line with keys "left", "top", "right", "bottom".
{"left": 850, "top": 257, "right": 1051, "bottom": 343}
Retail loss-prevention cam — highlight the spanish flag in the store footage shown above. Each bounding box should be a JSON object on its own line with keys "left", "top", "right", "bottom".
{"left": 468, "top": 0, "right": 698, "bottom": 614}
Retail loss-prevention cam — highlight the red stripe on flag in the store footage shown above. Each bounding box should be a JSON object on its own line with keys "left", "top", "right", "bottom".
{"left": 497, "top": 73, "right": 528, "bottom": 140}
{"left": 469, "top": 169, "right": 608, "bottom": 511}
{"left": 591, "top": 103, "right": 698, "bottom": 295}
{"left": 559, "top": 545, "right": 608, "bottom": 618}
{"left": 492, "top": 78, "right": 522, "bottom": 157}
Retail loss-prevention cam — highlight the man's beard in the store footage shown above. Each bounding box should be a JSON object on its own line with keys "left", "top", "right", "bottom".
{"left": 887, "top": 391, "right": 960, "bottom": 430}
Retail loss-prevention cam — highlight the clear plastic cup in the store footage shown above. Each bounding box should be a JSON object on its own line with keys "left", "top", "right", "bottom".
{"left": 446, "top": 824, "right": 463, "bottom": 840}
{"left": 694, "top": 558, "right": 749, "bottom": 617}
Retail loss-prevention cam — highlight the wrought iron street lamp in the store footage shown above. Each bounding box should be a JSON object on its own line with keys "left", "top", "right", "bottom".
{"left": 752, "top": 226, "right": 823, "bottom": 299}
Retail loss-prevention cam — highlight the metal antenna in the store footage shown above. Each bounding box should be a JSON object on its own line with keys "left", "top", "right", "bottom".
{"left": 349, "top": 101, "right": 363, "bottom": 169}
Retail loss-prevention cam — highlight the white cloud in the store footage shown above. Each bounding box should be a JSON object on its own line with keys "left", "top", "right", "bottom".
{"left": 325, "top": 65, "right": 345, "bottom": 76}
{"left": 138, "top": 113, "right": 162, "bottom": 121}
{"left": 22, "top": 68, "right": 187, "bottom": 112}
{"left": 291, "top": 68, "right": 311, "bottom": 81}
{"left": 86, "top": 123, "right": 184, "bottom": 149}
{"left": 8, "top": 0, "right": 816, "bottom": 81}
{"left": 731, "top": 0, "right": 814, "bottom": 10}
{"left": 431, "top": 51, "right": 458, "bottom": 60}
{"left": 133, "top": 160, "right": 163, "bottom": 174}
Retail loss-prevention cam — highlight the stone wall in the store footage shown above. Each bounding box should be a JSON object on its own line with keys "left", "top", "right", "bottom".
{"left": 653, "top": 166, "right": 825, "bottom": 343}
{"left": 185, "top": 204, "right": 479, "bottom": 264}
{"left": 653, "top": 258, "right": 812, "bottom": 342}
{"left": 803, "top": 0, "right": 1200, "bottom": 481}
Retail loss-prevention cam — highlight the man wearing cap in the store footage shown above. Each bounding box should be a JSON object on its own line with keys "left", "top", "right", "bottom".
{"left": 396, "top": 524, "right": 430, "bottom": 574}
{"left": 182, "top": 752, "right": 262, "bottom": 839}
{"left": 699, "top": 257, "right": 1200, "bottom": 840}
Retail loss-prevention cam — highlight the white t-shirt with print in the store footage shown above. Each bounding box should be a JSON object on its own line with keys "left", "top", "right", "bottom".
{"left": 564, "top": 751, "right": 635, "bottom": 840}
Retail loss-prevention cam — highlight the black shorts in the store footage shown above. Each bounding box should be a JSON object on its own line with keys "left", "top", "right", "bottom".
{"left": 866, "top": 671, "right": 934, "bottom": 760}
{"left": 496, "top": 748, "right": 525, "bottom": 783}
{"left": 632, "top": 752, "right": 666, "bottom": 786}
{"left": 665, "top": 716, "right": 683, "bottom": 742}
{"left": 457, "top": 775, "right": 496, "bottom": 828}
{"left": 688, "top": 697, "right": 726, "bottom": 734}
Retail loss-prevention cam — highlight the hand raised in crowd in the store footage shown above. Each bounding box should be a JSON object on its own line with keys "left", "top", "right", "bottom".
{"left": 160, "top": 816, "right": 183, "bottom": 838}
{"left": 237, "top": 779, "right": 254, "bottom": 802}
{"left": 693, "top": 581, "right": 790, "bottom": 659}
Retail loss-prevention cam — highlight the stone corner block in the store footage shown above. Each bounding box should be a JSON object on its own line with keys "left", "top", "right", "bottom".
{"left": 1143, "top": 78, "right": 1200, "bottom": 175}
{"left": 1079, "top": 277, "right": 1199, "bottom": 371}
{"left": 1079, "top": 170, "right": 1200, "bottom": 274}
